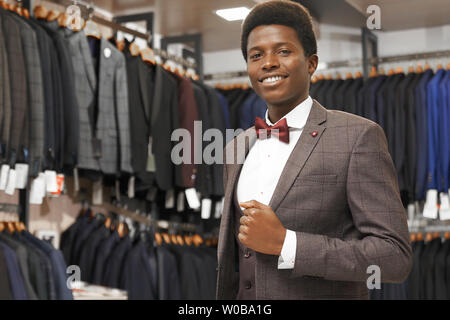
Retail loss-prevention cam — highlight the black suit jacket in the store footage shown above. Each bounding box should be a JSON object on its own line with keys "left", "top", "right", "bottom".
{"left": 156, "top": 245, "right": 181, "bottom": 300}
{"left": 407, "top": 240, "right": 424, "bottom": 299}
{"left": 78, "top": 224, "right": 110, "bottom": 282}
{"left": 343, "top": 77, "right": 363, "bottom": 114}
{"left": 0, "top": 246, "right": 13, "bottom": 300}
{"left": 103, "top": 236, "right": 131, "bottom": 289}
{"left": 434, "top": 240, "right": 450, "bottom": 299}
{"left": 421, "top": 238, "right": 442, "bottom": 299}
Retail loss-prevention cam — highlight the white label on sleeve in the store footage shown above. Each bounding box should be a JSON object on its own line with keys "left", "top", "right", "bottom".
{"left": 5, "top": 169, "right": 16, "bottom": 195}
{"left": 439, "top": 193, "right": 450, "bottom": 221}
{"left": 185, "top": 188, "right": 201, "bottom": 210}
{"left": 15, "top": 164, "right": 29, "bottom": 189}
{"left": 176, "top": 191, "right": 185, "bottom": 212}
{"left": 201, "top": 198, "right": 212, "bottom": 219}
{"left": 44, "top": 170, "right": 58, "bottom": 193}
{"left": 0, "top": 164, "right": 10, "bottom": 190}
{"left": 30, "top": 175, "right": 45, "bottom": 205}
{"left": 423, "top": 189, "right": 438, "bottom": 219}
{"left": 165, "top": 189, "right": 175, "bottom": 209}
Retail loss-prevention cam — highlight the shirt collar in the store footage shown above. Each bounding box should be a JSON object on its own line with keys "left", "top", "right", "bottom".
{"left": 265, "top": 96, "right": 313, "bottom": 129}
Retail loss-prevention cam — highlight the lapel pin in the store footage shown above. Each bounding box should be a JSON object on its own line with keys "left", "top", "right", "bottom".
{"left": 311, "top": 131, "right": 318, "bottom": 137}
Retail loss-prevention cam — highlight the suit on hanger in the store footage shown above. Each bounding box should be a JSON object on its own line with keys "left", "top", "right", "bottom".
{"left": 217, "top": 100, "right": 412, "bottom": 299}
{"left": 415, "top": 69, "right": 434, "bottom": 200}
{"left": 0, "top": 242, "right": 28, "bottom": 300}
{"left": 343, "top": 77, "right": 363, "bottom": 115}
{"left": 0, "top": 247, "right": 13, "bottom": 299}
{"left": 155, "top": 245, "right": 181, "bottom": 300}
{"left": 1, "top": 9, "right": 28, "bottom": 164}
{"left": 103, "top": 236, "right": 131, "bottom": 289}
{"left": 11, "top": 14, "right": 45, "bottom": 166}
{"left": 0, "top": 12, "right": 12, "bottom": 161}
{"left": 150, "top": 65, "right": 179, "bottom": 190}
{"left": 438, "top": 70, "right": 450, "bottom": 192}
{"left": 406, "top": 240, "right": 425, "bottom": 299}
{"left": 434, "top": 239, "right": 450, "bottom": 299}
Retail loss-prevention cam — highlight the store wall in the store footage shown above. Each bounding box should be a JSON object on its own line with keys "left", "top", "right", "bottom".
{"left": 203, "top": 23, "right": 450, "bottom": 77}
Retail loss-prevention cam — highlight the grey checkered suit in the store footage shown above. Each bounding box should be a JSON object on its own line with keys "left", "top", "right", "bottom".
{"left": 12, "top": 14, "right": 45, "bottom": 165}
{"left": 0, "top": 12, "right": 11, "bottom": 158}
{"left": 1, "top": 10, "right": 28, "bottom": 163}
{"left": 217, "top": 100, "right": 413, "bottom": 300}
{"left": 65, "top": 32, "right": 132, "bottom": 174}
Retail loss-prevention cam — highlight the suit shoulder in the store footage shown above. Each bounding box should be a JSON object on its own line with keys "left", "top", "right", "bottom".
{"left": 326, "top": 109, "right": 380, "bottom": 130}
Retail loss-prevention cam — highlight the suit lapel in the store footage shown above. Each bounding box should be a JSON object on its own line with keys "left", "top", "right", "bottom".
{"left": 268, "top": 100, "right": 328, "bottom": 212}
{"left": 79, "top": 32, "right": 97, "bottom": 92}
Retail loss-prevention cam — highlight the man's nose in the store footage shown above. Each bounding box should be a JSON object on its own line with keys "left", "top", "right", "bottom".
{"left": 262, "top": 54, "right": 280, "bottom": 70}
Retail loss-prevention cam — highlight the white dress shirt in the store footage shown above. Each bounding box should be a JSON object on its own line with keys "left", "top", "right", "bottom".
{"left": 237, "top": 96, "right": 313, "bottom": 269}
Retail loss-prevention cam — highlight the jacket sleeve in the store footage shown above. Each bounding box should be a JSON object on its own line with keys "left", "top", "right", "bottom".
{"left": 115, "top": 55, "right": 133, "bottom": 174}
{"left": 291, "top": 123, "right": 413, "bottom": 283}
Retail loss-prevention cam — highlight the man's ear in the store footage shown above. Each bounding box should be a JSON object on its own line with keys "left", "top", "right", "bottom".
{"left": 307, "top": 54, "right": 319, "bottom": 76}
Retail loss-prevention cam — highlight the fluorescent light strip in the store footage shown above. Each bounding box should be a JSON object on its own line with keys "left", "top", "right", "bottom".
{"left": 215, "top": 7, "right": 250, "bottom": 21}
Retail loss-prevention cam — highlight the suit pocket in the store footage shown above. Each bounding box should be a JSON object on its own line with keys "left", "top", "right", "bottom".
{"left": 293, "top": 174, "right": 338, "bottom": 186}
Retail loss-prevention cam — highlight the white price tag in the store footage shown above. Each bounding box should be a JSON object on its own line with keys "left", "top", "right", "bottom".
{"left": 214, "top": 197, "right": 224, "bottom": 219}
{"left": 44, "top": 170, "right": 58, "bottom": 193}
{"left": 423, "top": 189, "right": 438, "bottom": 219}
{"left": 439, "top": 193, "right": 450, "bottom": 220}
{"left": 15, "top": 164, "right": 29, "bottom": 189}
{"left": 128, "top": 176, "right": 135, "bottom": 199}
{"left": 0, "top": 164, "right": 10, "bottom": 190}
{"left": 92, "top": 178, "right": 103, "bottom": 205}
{"left": 176, "top": 191, "right": 185, "bottom": 212}
{"left": 165, "top": 189, "right": 175, "bottom": 209}
{"left": 185, "top": 188, "right": 201, "bottom": 210}
{"left": 5, "top": 169, "right": 16, "bottom": 195}
{"left": 407, "top": 203, "right": 415, "bottom": 221}
{"left": 201, "top": 198, "right": 212, "bottom": 219}
{"left": 30, "top": 174, "right": 45, "bottom": 205}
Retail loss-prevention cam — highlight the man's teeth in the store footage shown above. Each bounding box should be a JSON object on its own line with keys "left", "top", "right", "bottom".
{"left": 263, "top": 76, "right": 284, "bottom": 83}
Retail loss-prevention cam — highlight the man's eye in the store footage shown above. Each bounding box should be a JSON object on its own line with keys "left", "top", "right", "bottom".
{"left": 279, "top": 49, "right": 291, "bottom": 55}
{"left": 250, "top": 53, "right": 261, "bottom": 59}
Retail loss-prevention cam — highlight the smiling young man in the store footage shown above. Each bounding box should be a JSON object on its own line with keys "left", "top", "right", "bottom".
{"left": 216, "top": 0, "right": 412, "bottom": 300}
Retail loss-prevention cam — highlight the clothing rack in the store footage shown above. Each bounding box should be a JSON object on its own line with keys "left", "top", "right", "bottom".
{"left": 46, "top": 0, "right": 197, "bottom": 69}
{"left": 94, "top": 202, "right": 197, "bottom": 233}
{"left": 204, "top": 49, "right": 450, "bottom": 81}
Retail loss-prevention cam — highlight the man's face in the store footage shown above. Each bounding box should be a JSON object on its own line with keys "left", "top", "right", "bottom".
{"left": 246, "top": 24, "right": 316, "bottom": 108}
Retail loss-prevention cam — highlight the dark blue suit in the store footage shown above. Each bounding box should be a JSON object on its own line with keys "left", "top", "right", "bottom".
{"left": 415, "top": 69, "right": 434, "bottom": 200}
{"left": 438, "top": 70, "right": 450, "bottom": 192}
{"left": 0, "top": 242, "right": 28, "bottom": 300}
{"left": 426, "top": 69, "right": 446, "bottom": 192}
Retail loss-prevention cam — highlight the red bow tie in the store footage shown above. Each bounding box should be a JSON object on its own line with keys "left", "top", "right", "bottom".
{"left": 254, "top": 117, "right": 290, "bottom": 143}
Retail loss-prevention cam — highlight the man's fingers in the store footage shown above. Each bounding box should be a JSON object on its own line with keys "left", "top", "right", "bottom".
{"left": 239, "top": 225, "right": 248, "bottom": 235}
{"left": 242, "top": 208, "right": 259, "bottom": 217}
{"left": 239, "top": 200, "right": 265, "bottom": 210}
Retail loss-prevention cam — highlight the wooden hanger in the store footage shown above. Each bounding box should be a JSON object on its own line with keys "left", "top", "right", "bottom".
{"left": 85, "top": 20, "right": 101, "bottom": 39}
{"left": 154, "top": 232, "right": 162, "bottom": 246}
{"left": 444, "top": 232, "right": 450, "bottom": 240}
{"left": 436, "top": 63, "right": 443, "bottom": 70}
{"left": 184, "top": 235, "right": 193, "bottom": 246}
{"left": 6, "top": 222, "right": 15, "bottom": 234}
{"left": 176, "top": 235, "right": 185, "bottom": 246}
{"left": 336, "top": 72, "right": 342, "bottom": 80}
{"left": 424, "top": 62, "right": 431, "bottom": 70}
{"left": 311, "top": 75, "right": 318, "bottom": 83}
{"left": 417, "top": 232, "right": 424, "bottom": 241}
{"left": 410, "top": 233, "right": 417, "bottom": 242}
{"left": 140, "top": 46, "right": 156, "bottom": 65}
{"left": 160, "top": 232, "right": 170, "bottom": 244}
{"left": 105, "top": 217, "right": 111, "bottom": 229}
{"left": 0, "top": 222, "right": 4, "bottom": 232}
{"left": 117, "top": 222, "right": 125, "bottom": 238}
{"left": 33, "top": 5, "right": 48, "bottom": 19}
{"left": 432, "top": 231, "right": 440, "bottom": 239}
{"left": 407, "top": 65, "right": 414, "bottom": 73}
{"left": 0, "top": 1, "right": 7, "bottom": 10}
{"left": 47, "top": 10, "right": 60, "bottom": 22}
{"left": 425, "top": 232, "right": 433, "bottom": 242}
{"left": 19, "top": 222, "right": 26, "bottom": 233}
{"left": 369, "top": 66, "right": 377, "bottom": 78}
{"left": 116, "top": 39, "right": 125, "bottom": 52}
{"left": 395, "top": 67, "right": 403, "bottom": 74}
{"left": 416, "top": 63, "right": 423, "bottom": 73}
{"left": 325, "top": 74, "right": 332, "bottom": 80}
{"left": 345, "top": 72, "right": 353, "bottom": 79}
{"left": 387, "top": 68, "right": 395, "bottom": 76}
{"left": 355, "top": 71, "right": 362, "bottom": 78}
{"left": 192, "top": 234, "right": 203, "bottom": 247}
{"left": 170, "top": 234, "right": 178, "bottom": 245}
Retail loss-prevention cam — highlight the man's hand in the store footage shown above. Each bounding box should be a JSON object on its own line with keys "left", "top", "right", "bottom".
{"left": 238, "top": 200, "right": 286, "bottom": 255}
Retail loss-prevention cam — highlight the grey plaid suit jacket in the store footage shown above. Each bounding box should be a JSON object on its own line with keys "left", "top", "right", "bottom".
{"left": 1, "top": 10, "right": 28, "bottom": 163}
{"left": 217, "top": 100, "right": 413, "bottom": 300}
{"left": 65, "top": 33, "right": 132, "bottom": 174}
{"left": 12, "top": 14, "right": 45, "bottom": 165}
{"left": 0, "top": 12, "right": 11, "bottom": 158}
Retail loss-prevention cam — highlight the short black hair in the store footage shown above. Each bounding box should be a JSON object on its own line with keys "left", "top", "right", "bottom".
{"left": 241, "top": 0, "right": 317, "bottom": 61}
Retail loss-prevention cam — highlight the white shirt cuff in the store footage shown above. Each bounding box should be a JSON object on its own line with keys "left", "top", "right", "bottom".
{"left": 278, "top": 229, "right": 296, "bottom": 269}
